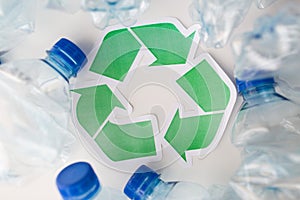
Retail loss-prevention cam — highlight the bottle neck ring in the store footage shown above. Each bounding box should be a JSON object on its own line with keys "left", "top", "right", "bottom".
{"left": 237, "top": 78, "right": 286, "bottom": 108}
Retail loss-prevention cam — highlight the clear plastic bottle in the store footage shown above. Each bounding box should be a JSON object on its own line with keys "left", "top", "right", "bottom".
{"left": 0, "top": 38, "right": 87, "bottom": 183}
{"left": 230, "top": 77, "right": 300, "bottom": 199}
{"left": 56, "top": 162, "right": 127, "bottom": 200}
{"left": 124, "top": 165, "right": 212, "bottom": 200}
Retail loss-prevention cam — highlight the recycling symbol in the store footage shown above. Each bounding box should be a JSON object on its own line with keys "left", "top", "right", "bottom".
{"left": 71, "top": 19, "right": 236, "bottom": 171}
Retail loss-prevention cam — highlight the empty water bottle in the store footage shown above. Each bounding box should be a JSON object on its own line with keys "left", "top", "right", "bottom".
{"left": 231, "top": 76, "right": 300, "bottom": 199}
{"left": 228, "top": 5, "right": 300, "bottom": 198}
{"left": 82, "top": 0, "right": 150, "bottom": 29}
{"left": 0, "top": 38, "right": 87, "bottom": 183}
{"left": 229, "top": 7, "right": 300, "bottom": 197}
{"left": 0, "top": 0, "right": 36, "bottom": 56}
{"left": 56, "top": 162, "right": 127, "bottom": 200}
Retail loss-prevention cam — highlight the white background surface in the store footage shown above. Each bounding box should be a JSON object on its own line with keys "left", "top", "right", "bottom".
{"left": 0, "top": 0, "right": 291, "bottom": 199}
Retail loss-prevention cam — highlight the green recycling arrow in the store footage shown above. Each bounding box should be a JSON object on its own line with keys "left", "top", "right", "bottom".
{"left": 177, "top": 59, "right": 231, "bottom": 112}
{"left": 90, "top": 28, "right": 141, "bottom": 81}
{"left": 73, "top": 85, "right": 124, "bottom": 136}
{"left": 94, "top": 120, "right": 156, "bottom": 161}
{"left": 165, "top": 110, "right": 223, "bottom": 161}
{"left": 132, "top": 23, "right": 195, "bottom": 66}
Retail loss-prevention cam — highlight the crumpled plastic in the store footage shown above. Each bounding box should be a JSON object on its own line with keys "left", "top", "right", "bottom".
{"left": 44, "top": 0, "right": 150, "bottom": 29}
{"left": 0, "top": 0, "right": 36, "bottom": 56}
{"left": 81, "top": 0, "right": 150, "bottom": 29}
{"left": 232, "top": 5, "right": 300, "bottom": 82}
{"left": 228, "top": 5, "right": 300, "bottom": 200}
{"left": 181, "top": 4, "right": 300, "bottom": 200}
{"left": 190, "top": 0, "right": 278, "bottom": 48}
{"left": 44, "top": 0, "right": 82, "bottom": 13}
{"left": 0, "top": 60, "right": 75, "bottom": 184}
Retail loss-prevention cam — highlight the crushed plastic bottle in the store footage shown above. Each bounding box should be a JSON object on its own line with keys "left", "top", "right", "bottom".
{"left": 190, "top": 0, "right": 278, "bottom": 48}
{"left": 0, "top": 0, "right": 36, "bottom": 56}
{"left": 229, "top": 6, "right": 300, "bottom": 199}
{"left": 232, "top": 5, "right": 300, "bottom": 102}
{"left": 0, "top": 38, "right": 87, "bottom": 183}
{"left": 56, "top": 162, "right": 127, "bottom": 200}
{"left": 231, "top": 77, "right": 300, "bottom": 199}
{"left": 82, "top": 0, "right": 150, "bottom": 29}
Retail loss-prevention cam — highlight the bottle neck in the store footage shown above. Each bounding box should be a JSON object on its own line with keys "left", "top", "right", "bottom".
{"left": 241, "top": 84, "right": 286, "bottom": 109}
{"left": 43, "top": 55, "right": 73, "bottom": 82}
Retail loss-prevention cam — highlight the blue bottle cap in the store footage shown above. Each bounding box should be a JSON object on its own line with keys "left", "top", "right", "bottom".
{"left": 124, "top": 165, "right": 161, "bottom": 200}
{"left": 47, "top": 38, "right": 87, "bottom": 79}
{"left": 235, "top": 77, "right": 275, "bottom": 94}
{"left": 56, "top": 162, "right": 100, "bottom": 200}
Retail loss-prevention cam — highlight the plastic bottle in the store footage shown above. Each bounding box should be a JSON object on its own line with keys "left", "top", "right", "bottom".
{"left": 81, "top": 0, "right": 150, "bottom": 29}
{"left": 230, "top": 76, "right": 300, "bottom": 199}
{"left": 56, "top": 162, "right": 127, "bottom": 200}
{"left": 124, "top": 165, "right": 213, "bottom": 200}
{"left": 228, "top": 6, "right": 300, "bottom": 198}
{"left": 0, "top": 0, "right": 36, "bottom": 56}
{"left": 0, "top": 38, "right": 87, "bottom": 183}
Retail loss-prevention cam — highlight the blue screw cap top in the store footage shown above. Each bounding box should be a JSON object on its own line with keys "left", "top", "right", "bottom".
{"left": 124, "top": 165, "right": 161, "bottom": 200}
{"left": 56, "top": 162, "right": 100, "bottom": 200}
{"left": 47, "top": 38, "right": 87, "bottom": 80}
{"left": 235, "top": 77, "right": 275, "bottom": 94}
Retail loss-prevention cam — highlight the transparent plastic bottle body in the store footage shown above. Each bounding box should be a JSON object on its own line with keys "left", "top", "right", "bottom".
{"left": 0, "top": 59, "right": 71, "bottom": 125}
{"left": 0, "top": 0, "right": 35, "bottom": 55}
{"left": 0, "top": 38, "right": 87, "bottom": 183}
{"left": 230, "top": 82, "right": 300, "bottom": 199}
